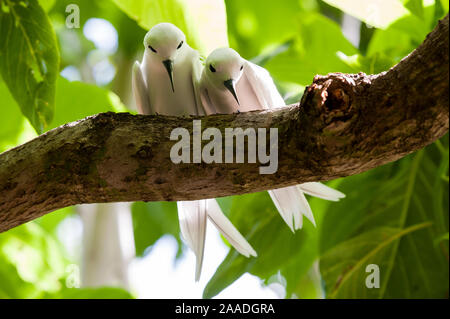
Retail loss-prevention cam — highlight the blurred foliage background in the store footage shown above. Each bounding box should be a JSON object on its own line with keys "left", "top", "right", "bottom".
{"left": 0, "top": 0, "right": 448, "bottom": 298}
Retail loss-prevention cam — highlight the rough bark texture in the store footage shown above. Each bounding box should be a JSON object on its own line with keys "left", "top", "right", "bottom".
{"left": 0, "top": 15, "right": 448, "bottom": 233}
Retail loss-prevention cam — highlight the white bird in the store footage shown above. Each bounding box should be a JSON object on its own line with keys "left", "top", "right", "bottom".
{"left": 198, "top": 47, "right": 346, "bottom": 232}
{"left": 132, "top": 24, "right": 256, "bottom": 281}
{"left": 132, "top": 22, "right": 202, "bottom": 116}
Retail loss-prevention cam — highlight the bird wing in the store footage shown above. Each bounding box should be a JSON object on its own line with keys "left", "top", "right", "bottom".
{"left": 243, "top": 60, "right": 286, "bottom": 110}
{"left": 243, "top": 61, "right": 345, "bottom": 231}
{"left": 177, "top": 200, "right": 207, "bottom": 281}
{"left": 132, "top": 61, "right": 152, "bottom": 115}
{"left": 190, "top": 50, "right": 206, "bottom": 116}
{"left": 244, "top": 62, "right": 326, "bottom": 230}
{"left": 199, "top": 85, "right": 217, "bottom": 115}
{"left": 206, "top": 199, "right": 257, "bottom": 258}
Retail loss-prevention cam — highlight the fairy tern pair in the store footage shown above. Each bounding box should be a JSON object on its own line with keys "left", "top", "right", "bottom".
{"left": 133, "top": 23, "right": 256, "bottom": 281}
{"left": 132, "top": 23, "right": 345, "bottom": 281}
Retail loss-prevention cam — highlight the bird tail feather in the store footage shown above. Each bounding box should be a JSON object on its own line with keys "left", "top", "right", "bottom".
{"left": 298, "top": 182, "right": 346, "bottom": 201}
{"left": 206, "top": 199, "right": 257, "bottom": 258}
{"left": 269, "top": 183, "right": 345, "bottom": 231}
{"left": 269, "top": 186, "right": 313, "bottom": 231}
{"left": 177, "top": 200, "right": 207, "bottom": 281}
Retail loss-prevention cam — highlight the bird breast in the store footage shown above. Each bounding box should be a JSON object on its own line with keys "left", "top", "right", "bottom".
{"left": 143, "top": 55, "right": 198, "bottom": 116}
{"left": 207, "top": 74, "right": 263, "bottom": 114}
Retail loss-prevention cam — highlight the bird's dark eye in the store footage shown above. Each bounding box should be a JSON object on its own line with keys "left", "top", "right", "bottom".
{"left": 240, "top": 65, "right": 244, "bottom": 70}
{"left": 177, "top": 41, "right": 183, "bottom": 49}
{"left": 209, "top": 64, "right": 216, "bottom": 72}
{"left": 148, "top": 45, "right": 157, "bottom": 53}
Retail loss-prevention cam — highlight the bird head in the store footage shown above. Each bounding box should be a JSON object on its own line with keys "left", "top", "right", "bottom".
{"left": 143, "top": 23, "right": 186, "bottom": 92}
{"left": 205, "top": 48, "right": 245, "bottom": 105}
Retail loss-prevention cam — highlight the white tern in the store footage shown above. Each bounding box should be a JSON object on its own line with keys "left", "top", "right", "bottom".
{"left": 132, "top": 24, "right": 256, "bottom": 281}
{"left": 198, "top": 47, "right": 346, "bottom": 231}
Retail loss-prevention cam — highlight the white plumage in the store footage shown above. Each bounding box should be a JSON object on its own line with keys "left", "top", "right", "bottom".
{"left": 177, "top": 200, "right": 207, "bottom": 281}
{"left": 132, "top": 24, "right": 256, "bottom": 281}
{"left": 199, "top": 47, "right": 345, "bottom": 231}
{"left": 132, "top": 23, "right": 202, "bottom": 116}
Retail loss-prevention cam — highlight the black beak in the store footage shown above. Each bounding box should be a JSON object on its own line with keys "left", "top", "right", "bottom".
{"left": 162, "top": 59, "right": 175, "bottom": 92}
{"left": 224, "top": 79, "right": 239, "bottom": 105}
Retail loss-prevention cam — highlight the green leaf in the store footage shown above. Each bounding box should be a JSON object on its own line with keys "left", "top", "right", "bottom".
{"left": 319, "top": 139, "right": 449, "bottom": 298}
{"left": 435, "top": 232, "right": 449, "bottom": 245}
{"left": 37, "top": 0, "right": 55, "bottom": 12}
{"left": 203, "top": 192, "right": 274, "bottom": 299}
{"left": 35, "top": 206, "right": 74, "bottom": 235}
{"left": 439, "top": 0, "right": 449, "bottom": 14}
{"left": 337, "top": 51, "right": 395, "bottom": 74}
{"left": 111, "top": 0, "right": 196, "bottom": 47}
{"left": 131, "top": 201, "right": 183, "bottom": 257}
{"left": 225, "top": 0, "right": 304, "bottom": 59}
{"left": 321, "top": 223, "right": 431, "bottom": 298}
{"left": 265, "top": 13, "right": 357, "bottom": 86}
{"left": 0, "top": 253, "right": 38, "bottom": 298}
{"left": 0, "top": 79, "right": 24, "bottom": 152}
{"left": 403, "top": 0, "right": 424, "bottom": 19}
{"left": 322, "top": 0, "right": 409, "bottom": 29}
{"left": 0, "top": 222, "right": 70, "bottom": 295}
{"left": 367, "top": 5, "right": 443, "bottom": 62}
{"left": 367, "top": 26, "right": 417, "bottom": 61}
{"left": 0, "top": 0, "right": 59, "bottom": 134}
{"left": 0, "top": 75, "right": 125, "bottom": 152}
{"left": 49, "top": 76, "right": 126, "bottom": 129}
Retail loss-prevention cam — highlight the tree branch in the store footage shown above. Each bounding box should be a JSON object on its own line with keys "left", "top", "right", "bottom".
{"left": 0, "top": 15, "right": 448, "bottom": 233}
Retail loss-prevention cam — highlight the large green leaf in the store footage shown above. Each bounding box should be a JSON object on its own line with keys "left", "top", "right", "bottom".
{"left": 337, "top": 3, "right": 449, "bottom": 76}
{"left": 319, "top": 138, "right": 449, "bottom": 298}
{"left": 265, "top": 12, "right": 357, "bottom": 86}
{"left": 225, "top": 0, "right": 305, "bottom": 59}
{"left": 0, "top": 0, "right": 59, "bottom": 134}
{"left": 403, "top": 0, "right": 424, "bottom": 19}
{"left": 205, "top": 139, "right": 448, "bottom": 299}
{"left": 131, "top": 201, "right": 183, "bottom": 257}
{"left": 37, "top": 0, "right": 55, "bottom": 12}
{"left": 0, "top": 76, "right": 126, "bottom": 152}
{"left": 35, "top": 206, "right": 74, "bottom": 235}
{"left": 321, "top": 223, "right": 432, "bottom": 298}
{"left": 49, "top": 76, "right": 126, "bottom": 129}
{"left": 337, "top": 51, "right": 396, "bottom": 74}
{"left": 367, "top": 3, "right": 448, "bottom": 61}
{"left": 0, "top": 79, "right": 24, "bottom": 152}
{"left": 279, "top": 189, "right": 349, "bottom": 299}
{"left": 111, "top": 0, "right": 195, "bottom": 46}
{"left": 439, "top": 0, "right": 449, "bottom": 13}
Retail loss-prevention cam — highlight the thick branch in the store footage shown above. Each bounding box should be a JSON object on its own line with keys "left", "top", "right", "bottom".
{"left": 0, "top": 15, "right": 448, "bottom": 233}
